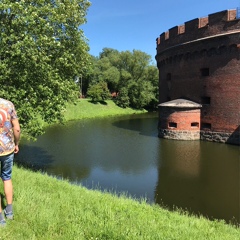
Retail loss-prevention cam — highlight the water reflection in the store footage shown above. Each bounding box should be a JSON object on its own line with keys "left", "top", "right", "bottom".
{"left": 16, "top": 113, "right": 239, "bottom": 225}
{"left": 17, "top": 113, "right": 159, "bottom": 201}
{"left": 156, "top": 140, "right": 239, "bottom": 225}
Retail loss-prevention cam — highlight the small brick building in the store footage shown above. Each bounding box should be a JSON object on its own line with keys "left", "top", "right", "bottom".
{"left": 158, "top": 99, "right": 202, "bottom": 140}
{"left": 156, "top": 9, "right": 240, "bottom": 145}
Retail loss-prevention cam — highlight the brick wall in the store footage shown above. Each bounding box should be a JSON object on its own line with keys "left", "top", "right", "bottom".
{"left": 158, "top": 107, "right": 201, "bottom": 140}
{"left": 159, "top": 108, "right": 200, "bottom": 131}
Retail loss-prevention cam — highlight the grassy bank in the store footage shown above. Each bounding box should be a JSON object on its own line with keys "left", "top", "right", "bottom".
{"left": 63, "top": 99, "right": 147, "bottom": 122}
{"left": 1, "top": 99, "right": 239, "bottom": 239}
{"left": 1, "top": 167, "right": 239, "bottom": 239}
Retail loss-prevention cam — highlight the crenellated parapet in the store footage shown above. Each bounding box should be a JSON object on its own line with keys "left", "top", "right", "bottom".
{"left": 156, "top": 9, "right": 240, "bottom": 56}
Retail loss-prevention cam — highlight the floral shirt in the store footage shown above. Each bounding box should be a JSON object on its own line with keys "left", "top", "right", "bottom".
{"left": 0, "top": 98, "right": 18, "bottom": 156}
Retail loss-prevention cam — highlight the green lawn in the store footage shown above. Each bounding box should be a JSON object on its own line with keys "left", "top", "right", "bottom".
{"left": 63, "top": 98, "right": 147, "bottom": 122}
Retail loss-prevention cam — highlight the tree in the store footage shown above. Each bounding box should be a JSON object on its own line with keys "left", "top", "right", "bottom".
{"left": 0, "top": 0, "right": 91, "bottom": 138}
{"left": 115, "top": 87, "right": 129, "bottom": 108}
{"left": 90, "top": 51, "right": 120, "bottom": 93}
{"left": 88, "top": 48, "right": 159, "bottom": 109}
{"left": 128, "top": 80, "right": 156, "bottom": 109}
{"left": 87, "top": 81, "right": 111, "bottom": 103}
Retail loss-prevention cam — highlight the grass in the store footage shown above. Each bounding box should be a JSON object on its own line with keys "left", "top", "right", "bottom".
{"left": 62, "top": 99, "right": 147, "bottom": 122}
{"left": 0, "top": 166, "right": 239, "bottom": 239}
{"left": 1, "top": 98, "right": 239, "bottom": 239}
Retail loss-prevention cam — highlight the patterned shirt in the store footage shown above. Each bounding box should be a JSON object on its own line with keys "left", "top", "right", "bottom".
{"left": 0, "top": 98, "right": 18, "bottom": 156}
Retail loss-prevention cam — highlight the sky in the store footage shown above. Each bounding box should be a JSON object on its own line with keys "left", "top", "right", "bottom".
{"left": 81, "top": 0, "right": 240, "bottom": 62}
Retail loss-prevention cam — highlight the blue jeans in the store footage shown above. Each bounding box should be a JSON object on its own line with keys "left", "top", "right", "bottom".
{"left": 0, "top": 153, "right": 14, "bottom": 181}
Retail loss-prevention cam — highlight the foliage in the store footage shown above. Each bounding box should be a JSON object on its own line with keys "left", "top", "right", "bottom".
{"left": 115, "top": 87, "right": 130, "bottom": 108}
{"left": 88, "top": 48, "right": 159, "bottom": 109}
{"left": 87, "top": 81, "right": 111, "bottom": 102}
{"left": 0, "top": 0, "right": 91, "bottom": 138}
{"left": 128, "top": 80, "right": 156, "bottom": 109}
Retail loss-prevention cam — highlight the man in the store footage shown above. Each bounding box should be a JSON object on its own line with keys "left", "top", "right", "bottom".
{"left": 0, "top": 98, "right": 20, "bottom": 226}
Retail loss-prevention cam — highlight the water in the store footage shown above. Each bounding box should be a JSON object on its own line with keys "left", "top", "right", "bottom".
{"left": 16, "top": 113, "right": 240, "bottom": 225}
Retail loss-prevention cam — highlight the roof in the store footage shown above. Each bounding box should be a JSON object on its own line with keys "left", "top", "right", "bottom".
{"left": 158, "top": 99, "right": 202, "bottom": 108}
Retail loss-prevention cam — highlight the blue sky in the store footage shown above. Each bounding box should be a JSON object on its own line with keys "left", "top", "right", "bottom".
{"left": 81, "top": 0, "right": 239, "bottom": 61}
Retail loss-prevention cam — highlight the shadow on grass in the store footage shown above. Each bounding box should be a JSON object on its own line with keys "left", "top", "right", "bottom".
{"left": 87, "top": 100, "right": 108, "bottom": 105}
{"left": 0, "top": 193, "right": 6, "bottom": 209}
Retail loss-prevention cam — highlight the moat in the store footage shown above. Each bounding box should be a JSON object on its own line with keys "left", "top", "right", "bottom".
{"left": 17, "top": 113, "right": 240, "bottom": 225}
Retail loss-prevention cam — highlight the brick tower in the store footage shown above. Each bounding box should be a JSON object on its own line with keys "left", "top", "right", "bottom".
{"left": 156, "top": 9, "right": 240, "bottom": 145}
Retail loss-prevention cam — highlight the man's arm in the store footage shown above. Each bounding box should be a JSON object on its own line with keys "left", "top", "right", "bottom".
{"left": 12, "top": 118, "right": 21, "bottom": 153}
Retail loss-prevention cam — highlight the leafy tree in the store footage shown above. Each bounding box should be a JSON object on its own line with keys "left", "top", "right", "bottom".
{"left": 87, "top": 81, "right": 111, "bottom": 103}
{"left": 143, "top": 65, "right": 159, "bottom": 109}
{"left": 90, "top": 54, "right": 120, "bottom": 93}
{"left": 95, "top": 48, "right": 158, "bottom": 108}
{"left": 119, "top": 50, "right": 151, "bottom": 81}
{"left": 99, "top": 48, "right": 119, "bottom": 60}
{"left": 102, "top": 66, "right": 120, "bottom": 93}
{"left": 128, "top": 80, "right": 156, "bottom": 109}
{"left": 115, "top": 87, "right": 129, "bottom": 108}
{"left": 0, "top": 0, "right": 91, "bottom": 138}
{"left": 87, "top": 48, "right": 159, "bottom": 109}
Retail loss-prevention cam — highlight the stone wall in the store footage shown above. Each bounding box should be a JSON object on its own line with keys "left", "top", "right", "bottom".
{"left": 200, "top": 130, "right": 240, "bottom": 145}
{"left": 158, "top": 129, "right": 200, "bottom": 140}
{"left": 158, "top": 129, "right": 240, "bottom": 144}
